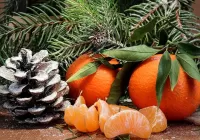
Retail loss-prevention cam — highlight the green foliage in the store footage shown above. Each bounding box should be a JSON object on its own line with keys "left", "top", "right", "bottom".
{"left": 1, "top": 0, "right": 200, "bottom": 103}
{"left": 177, "top": 42, "right": 200, "bottom": 57}
{"left": 176, "top": 53, "right": 200, "bottom": 80}
{"left": 107, "top": 62, "right": 134, "bottom": 104}
{"left": 129, "top": 17, "right": 159, "bottom": 42}
{"left": 66, "top": 61, "right": 101, "bottom": 83}
{"left": 102, "top": 45, "right": 159, "bottom": 62}
{"left": 0, "top": 0, "right": 67, "bottom": 65}
{"left": 156, "top": 51, "right": 171, "bottom": 106}
{"left": 169, "top": 59, "right": 180, "bottom": 91}
{"left": 49, "top": 0, "right": 128, "bottom": 65}
{"left": 125, "top": 0, "right": 200, "bottom": 45}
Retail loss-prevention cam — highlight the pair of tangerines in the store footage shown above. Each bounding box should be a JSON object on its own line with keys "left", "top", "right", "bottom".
{"left": 66, "top": 53, "right": 200, "bottom": 121}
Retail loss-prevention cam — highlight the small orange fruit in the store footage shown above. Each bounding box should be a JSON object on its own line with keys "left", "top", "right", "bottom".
{"left": 104, "top": 110, "right": 152, "bottom": 139}
{"left": 129, "top": 54, "right": 200, "bottom": 120}
{"left": 94, "top": 99, "right": 113, "bottom": 132}
{"left": 66, "top": 53, "right": 118, "bottom": 106}
{"left": 139, "top": 106, "right": 167, "bottom": 133}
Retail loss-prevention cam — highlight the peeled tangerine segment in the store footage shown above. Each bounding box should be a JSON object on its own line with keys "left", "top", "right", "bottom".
{"left": 64, "top": 105, "right": 77, "bottom": 126}
{"left": 104, "top": 110, "right": 152, "bottom": 139}
{"left": 74, "top": 104, "right": 88, "bottom": 132}
{"left": 74, "top": 95, "right": 86, "bottom": 106}
{"left": 95, "top": 99, "right": 113, "bottom": 132}
{"left": 85, "top": 105, "right": 99, "bottom": 132}
{"left": 64, "top": 103, "right": 99, "bottom": 132}
{"left": 64, "top": 95, "right": 86, "bottom": 126}
{"left": 139, "top": 106, "right": 167, "bottom": 133}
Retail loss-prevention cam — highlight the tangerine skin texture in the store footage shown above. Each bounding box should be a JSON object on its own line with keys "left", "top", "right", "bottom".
{"left": 129, "top": 54, "right": 200, "bottom": 120}
{"left": 66, "top": 54, "right": 118, "bottom": 106}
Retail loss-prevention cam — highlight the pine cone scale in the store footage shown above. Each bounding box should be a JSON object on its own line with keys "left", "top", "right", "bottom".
{"left": 8, "top": 83, "right": 27, "bottom": 96}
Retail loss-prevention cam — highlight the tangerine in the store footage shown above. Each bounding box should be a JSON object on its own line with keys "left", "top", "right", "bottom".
{"left": 66, "top": 53, "right": 118, "bottom": 106}
{"left": 129, "top": 54, "right": 200, "bottom": 120}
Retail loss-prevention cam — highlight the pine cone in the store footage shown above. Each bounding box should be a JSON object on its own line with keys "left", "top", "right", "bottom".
{"left": 0, "top": 48, "right": 71, "bottom": 124}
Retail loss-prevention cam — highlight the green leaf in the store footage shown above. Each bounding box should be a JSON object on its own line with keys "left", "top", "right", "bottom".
{"left": 177, "top": 42, "right": 200, "bottom": 57}
{"left": 66, "top": 62, "right": 101, "bottom": 83}
{"left": 176, "top": 53, "right": 200, "bottom": 81}
{"left": 156, "top": 51, "right": 171, "bottom": 106}
{"left": 169, "top": 59, "right": 180, "bottom": 91}
{"left": 117, "top": 134, "right": 130, "bottom": 140}
{"left": 102, "top": 45, "right": 159, "bottom": 62}
{"left": 158, "top": 30, "right": 168, "bottom": 45}
{"left": 129, "top": 17, "right": 159, "bottom": 42}
{"left": 107, "top": 63, "right": 135, "bottom": 104}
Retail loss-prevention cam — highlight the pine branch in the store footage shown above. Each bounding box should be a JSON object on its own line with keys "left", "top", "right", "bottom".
{"left": 126, "top": 0, "right": 199, "bottom": 45}
{"left": 133, "top": 3, "right": 162, "bottom": 29}
{"left": 48, "top": 0, "right": 128, "bottom": 66}
{"left": 0, "top": 0, "right": 68, "bottom": 65}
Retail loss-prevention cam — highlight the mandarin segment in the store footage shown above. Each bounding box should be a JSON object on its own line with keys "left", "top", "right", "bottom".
{"left": 64, "top": 105, "right": 76, "bottom": 126}
{"left": 85, "top": 105, "right": 100, "bottom": 132}
{"left": 64, "top": 96, "right": 100, "bottom": 132}
{"left": 94, "top": 99, "right": 113, "bottom": 132}
{"left": 73, "top": 104, "right": 88, "bottom": 132}
{"left": 104, "top": 110, "right": 152, "bottom": 139}
{"left": 64, "top": 96, "right": 85, "bottom": 126}
{"left": 129, "top": 54, "right": 200, "bottom": 120}
{"left": 74, "top": 95, "right": 86, "bottom": 106}
{"left": 139, "top": 106, "right": 167, "bottom": 133}
{"left": 66, "top": 54, "right": 118, "bottom": 106}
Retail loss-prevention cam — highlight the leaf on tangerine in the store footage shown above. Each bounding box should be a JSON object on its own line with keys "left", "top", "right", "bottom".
{"left": 176, "top": 53, "right": 200, "bottom": 81}
{"left": 177, "top": 42, "right": 200, "bottom": 57}
{"left": 66, "top": 61, "right": 100, "bottom": 83}
{"left": 107, "top": 63, "right": 135, "bottom": 104}
{"left": 102, "top": 45, "right": 159, "bottom": 62}
{"left": 169, "top": 59, "right": 180, "bottom": 91}
{"left": 156, "top": 51, "right": 171, "bottom": 106}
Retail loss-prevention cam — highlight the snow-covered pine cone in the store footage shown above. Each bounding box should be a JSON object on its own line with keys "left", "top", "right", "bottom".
{"left": 0, "top": 48, "right": 71, "bottom": 124}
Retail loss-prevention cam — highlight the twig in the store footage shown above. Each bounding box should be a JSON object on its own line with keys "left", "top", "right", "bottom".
{"left": 133, "top": 4, "right": 162, "bottom": 29}
{"left": 175, "top": 9, "right": 187, "bottom": 39}
{"left": 187, "top": 33, "right": 200, "bottom": 42}
{"left": 165, "top": 19, "right": 193, "bottom": 38}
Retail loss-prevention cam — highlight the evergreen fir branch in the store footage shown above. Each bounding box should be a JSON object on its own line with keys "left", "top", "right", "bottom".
{"left": 48, "top": 0, "right": 128, "bottom": 66}
{"left": 126, "top": 0, "right": 199, "bottom": 46}
{"left": 0, "top": 0, "right": 68, "bottom": 65}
